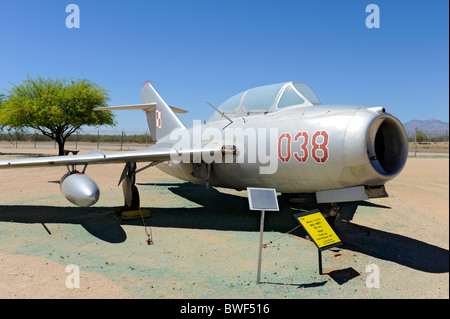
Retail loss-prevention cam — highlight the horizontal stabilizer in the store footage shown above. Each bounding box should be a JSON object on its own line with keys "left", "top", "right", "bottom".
{"left": 94, "top": 104, "right": 188, "bottom": 114}
{"left": 169, "top": 106, "right": 189, "bottom": 114}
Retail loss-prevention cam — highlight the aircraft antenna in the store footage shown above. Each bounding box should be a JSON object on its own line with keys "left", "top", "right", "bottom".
{"left": 206, "top": 101, "right": 233, "bottom": 124}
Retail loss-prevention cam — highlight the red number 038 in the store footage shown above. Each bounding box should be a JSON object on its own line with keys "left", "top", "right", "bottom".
{"left": 278, "top": 130, "right": 329, "bottom": 163}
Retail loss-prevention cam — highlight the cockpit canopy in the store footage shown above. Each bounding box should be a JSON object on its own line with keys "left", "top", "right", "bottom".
{"left": 208, "top": 81, "right": 321, "bottom": 122}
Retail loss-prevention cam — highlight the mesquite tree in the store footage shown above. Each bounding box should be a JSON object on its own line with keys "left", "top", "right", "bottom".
{"left": 0, "top": 76, "right": 116, "bottom": 155}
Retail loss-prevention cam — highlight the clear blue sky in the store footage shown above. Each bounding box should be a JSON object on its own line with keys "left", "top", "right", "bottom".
{"left": 0, "top": 0, "right": 448, "bottom": 132}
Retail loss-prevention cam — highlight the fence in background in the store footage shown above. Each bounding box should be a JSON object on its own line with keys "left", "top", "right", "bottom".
{"left": 1, "top": 129, "right": 449, "bottom": 151}
{"left": 0, "top": 130, "right": 153, "bottom": 151}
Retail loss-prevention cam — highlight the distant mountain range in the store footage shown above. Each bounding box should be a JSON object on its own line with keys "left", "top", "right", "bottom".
{"left": 403, "top": 119, "right": 449, "bottom": 132}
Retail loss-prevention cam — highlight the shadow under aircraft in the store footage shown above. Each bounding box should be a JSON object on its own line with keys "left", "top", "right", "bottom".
{"left": 0, "top": 182, "right": 447, "bottom": 274}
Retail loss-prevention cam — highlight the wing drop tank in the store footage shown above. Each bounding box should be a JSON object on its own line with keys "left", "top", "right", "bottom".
{"left": 60, "top": 172, "right": 100, "bottom": 207}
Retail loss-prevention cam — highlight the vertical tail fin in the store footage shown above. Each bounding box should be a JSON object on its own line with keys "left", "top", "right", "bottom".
{"left": 141, "top": 82, "right": 186, "bottom": 141}
{"left": 94, "top": 82, "right": 186, "bottom": 142}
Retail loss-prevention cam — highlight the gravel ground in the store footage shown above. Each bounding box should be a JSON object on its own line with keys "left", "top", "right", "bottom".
{"left": 0, "top": 148, "right": 448, "bottom": 300}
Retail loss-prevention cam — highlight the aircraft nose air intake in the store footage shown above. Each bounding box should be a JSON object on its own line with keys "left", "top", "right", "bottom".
{"left": 342, "top": 111, "right": 408, "bottom": 187}
{"left": 366, "top": 115, "right": 408, "bottom": 177}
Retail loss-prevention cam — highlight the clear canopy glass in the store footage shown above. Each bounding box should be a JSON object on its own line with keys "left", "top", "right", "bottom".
{"left": 208, "top": 81, "right": 321, "bottom": 122}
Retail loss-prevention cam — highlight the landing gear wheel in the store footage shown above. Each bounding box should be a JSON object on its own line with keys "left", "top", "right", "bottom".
{"left": 129, "top": 185, "right": 140, "bottom": 211}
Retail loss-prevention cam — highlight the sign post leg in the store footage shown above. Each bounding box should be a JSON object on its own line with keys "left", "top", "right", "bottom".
{"left": 257, "top": 210, "right": 265, "bottom": 284}
{"left": 318, "top": 249, "right": 323, "bottom": 275}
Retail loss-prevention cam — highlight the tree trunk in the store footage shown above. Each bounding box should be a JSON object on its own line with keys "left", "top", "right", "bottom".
{"left": 55, "top": 135, "right": 66, "bottom": 156}
{"left": 58, "top": 141, "right": 65, "bottom": 156}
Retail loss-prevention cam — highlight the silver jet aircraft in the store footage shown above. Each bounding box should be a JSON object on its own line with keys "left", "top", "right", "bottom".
{"left": 0, "top": 81, "right": 408, "bottom": 215}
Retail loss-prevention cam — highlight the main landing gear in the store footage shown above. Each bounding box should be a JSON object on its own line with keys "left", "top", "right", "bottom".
{"left": 122, "top": 162, "right": 140, "bottom": 211}
{"left": 113, "top": 162, "right": 150, "bottom": 220}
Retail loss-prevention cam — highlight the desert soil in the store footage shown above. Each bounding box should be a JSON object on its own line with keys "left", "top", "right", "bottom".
{"left": 0, "top": 147, "right": 448, "bottom": 299}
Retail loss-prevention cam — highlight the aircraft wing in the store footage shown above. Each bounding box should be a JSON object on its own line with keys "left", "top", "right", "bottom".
{"left": 0, "top": 143, "right": 222, "bottom": 169}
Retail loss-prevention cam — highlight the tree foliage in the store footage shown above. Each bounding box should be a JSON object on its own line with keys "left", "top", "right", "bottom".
{"left": 0, "top": 75, "right": 116, "bottom": 155}
{"left": 0, "top": 93, "right": 5, "bottom": 130}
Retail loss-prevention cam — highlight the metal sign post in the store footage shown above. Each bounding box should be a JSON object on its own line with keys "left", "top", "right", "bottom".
{"left": 318, "top": 249, "right": 323, "bottom": 275}
{"left": 257, "top": 210, "right": 265, "bottom": 284}
{"left": 247, "top": 187, "right": 279, "bottom": 284}
{"left": 294, "top": 209, "right": 343, "bottom": 275}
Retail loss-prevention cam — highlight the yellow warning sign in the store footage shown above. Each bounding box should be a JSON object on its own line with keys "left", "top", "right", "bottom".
{"left": 295, "top": 211, "right": 341, "bottom": 249}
